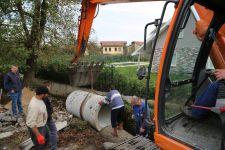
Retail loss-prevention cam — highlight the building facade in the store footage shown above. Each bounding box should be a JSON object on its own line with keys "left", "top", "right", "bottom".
{"left": 100, "top": 41, "right": 127, "bottom": 55}
{"left": 132, "top": 7, "right": 213, "bottom": 73}
{"left": 127, "top": 41, "right": 144, "bottom": 55}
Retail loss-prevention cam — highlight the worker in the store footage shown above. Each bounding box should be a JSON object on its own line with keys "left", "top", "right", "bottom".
{"left": 26, "top": 86, "right": 49, "bottom": 149}
{"left": 43, "top": 81, "right": 57, "bottom": 150}
{"left": 99, "top": 86, "right": 124, "bottom": 137}
{"left": 4, "top": 65, "right": 23, "bottom": 118}
{"left": 131, "top": 96, "right": 150, "bottom": 136}
{"left": 184, "top": 69, "right": 225, "bottom": 119}
{"left": 183, "top": 20, "right": 225, "bottom": 119}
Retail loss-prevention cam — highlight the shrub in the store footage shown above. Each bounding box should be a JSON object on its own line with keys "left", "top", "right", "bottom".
{"left": 80, "top": 54, "right": 139, "bottom": 63}
{"left": 36, "top": 52, "right": 71, "bottom": 84}
{"left": 94, "top": 66, "right": 155, "bottom": 99}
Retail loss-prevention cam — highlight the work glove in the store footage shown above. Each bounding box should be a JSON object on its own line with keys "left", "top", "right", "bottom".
{"left": 37, "top": 134, "right": 45, "bottom": 145}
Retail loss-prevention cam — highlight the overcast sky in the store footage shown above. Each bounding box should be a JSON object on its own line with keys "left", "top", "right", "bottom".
{"left": 90, "top": 1, "right": 175, "bottom": 44}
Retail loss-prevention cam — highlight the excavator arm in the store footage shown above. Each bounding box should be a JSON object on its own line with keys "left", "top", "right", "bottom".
{"left": 72, "top": 0, "right": 97, "bottom": 63}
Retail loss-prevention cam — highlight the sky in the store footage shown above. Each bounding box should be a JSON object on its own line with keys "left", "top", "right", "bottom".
{"left": 91, "top": 1, "right": 175, "bottom": 44}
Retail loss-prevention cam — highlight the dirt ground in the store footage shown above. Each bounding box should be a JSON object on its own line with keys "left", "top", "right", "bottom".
{"left": 58, "top": 117, "right": 105, "bottom": 150}
{"left": 0, "top": 89, "right": 106, "bottom": 150}
{"left": 0, "top": 117, "right": 106, "bottom": 150}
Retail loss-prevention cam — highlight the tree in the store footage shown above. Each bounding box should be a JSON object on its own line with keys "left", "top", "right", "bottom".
{"left": 0, "top": 0, "right": 79, "bottom": 86}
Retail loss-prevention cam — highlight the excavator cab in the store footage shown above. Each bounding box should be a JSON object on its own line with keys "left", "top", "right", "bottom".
{"left": 153, "top": 0, "right": 225, "bottom": 149}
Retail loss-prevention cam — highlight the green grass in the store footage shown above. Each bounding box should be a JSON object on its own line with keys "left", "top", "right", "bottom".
{"left": 113, "top": 66, "right": 157, "bottom": 99}
{"left": 115, "top": 66, "right": 157, "bottom": 87}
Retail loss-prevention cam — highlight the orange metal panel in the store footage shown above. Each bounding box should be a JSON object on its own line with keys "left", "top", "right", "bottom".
{"left": 73, "top": 1, "right": 97, "bottom": 63}
{"left": 210, "top": 35, "right": 225, "bottom": 69}
{"left": 153, "top": 0, "right": 193, "bottom": 149}
{"left": 154, "top": 0, "right": 183, "bottom": 133}
{"left": 194, "top": 4, "right": 225, "bottom": 69}
{"left": 154, "top": 133, "right": 193, "bottom": 150}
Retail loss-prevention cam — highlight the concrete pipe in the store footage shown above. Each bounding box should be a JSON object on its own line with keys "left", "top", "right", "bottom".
{"left": 66, "top": 90, "right": 111, "bottom": 131}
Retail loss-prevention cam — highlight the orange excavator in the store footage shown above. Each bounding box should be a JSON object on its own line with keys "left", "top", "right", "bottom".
{"left": 74, "top": 0, "right": 225, "bottom": 149}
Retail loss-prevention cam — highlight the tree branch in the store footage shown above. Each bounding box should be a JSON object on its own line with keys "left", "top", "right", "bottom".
{"left": 15, "top": 1, "right": 29, "bottom": 39}
{"left": 40, "top": 0, "right": 47, "bottom": 38}
{"left": 30, "top": 0, "right": 41, "bottom": 48}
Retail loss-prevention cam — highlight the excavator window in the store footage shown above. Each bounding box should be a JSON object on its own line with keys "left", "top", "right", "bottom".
{"left": 165, "top": 9, "right": 202, "bottom": 119}
{"left": 159, "top": 2, "right": 225, "bottom": 149}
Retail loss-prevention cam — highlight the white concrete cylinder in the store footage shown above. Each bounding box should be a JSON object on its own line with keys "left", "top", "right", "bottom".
{"left": 66, "top": 90, "right": 111, "bottom": 131}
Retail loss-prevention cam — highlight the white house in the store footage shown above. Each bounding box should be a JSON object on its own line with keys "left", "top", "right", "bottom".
{"left": 132, "top": 6, "right": 214, "bottom": 73}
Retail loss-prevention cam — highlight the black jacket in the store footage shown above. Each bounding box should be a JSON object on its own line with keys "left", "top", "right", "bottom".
{"left": 43, "top": 97, "right": 53, "bottom": 121}
{"left": 4, "top": 72, "right": 23, "bottom": 92}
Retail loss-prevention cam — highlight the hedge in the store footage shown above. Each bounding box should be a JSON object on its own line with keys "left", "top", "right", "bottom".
{"left": 94, "top": 66, "right": 155, "bottom": 99}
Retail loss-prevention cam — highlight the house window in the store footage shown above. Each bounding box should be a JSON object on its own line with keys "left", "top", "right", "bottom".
{"left": 171, "top": 52, "right": 177, "bottom": 66}
{"left": 115, "top": 47, "right": 117, "bottom": 51}
{"left": 109, "top": 48, "right": 111, "bottom": 52}
{"left": 118, "top": 47, "right": 121, "bottom": 51}
{"left": 105, "top": 47, "right": 107, "bottom": 52}
{"left": 178, "top": 30, "right": 184, "bottom": 39}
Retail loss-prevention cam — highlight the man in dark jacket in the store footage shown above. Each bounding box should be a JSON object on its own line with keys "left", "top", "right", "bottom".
{"left": 4, "top": 65, "right": 23, "bottom": 117}
{"left": 43, "top": 81, "right": 57, "bottom": 150}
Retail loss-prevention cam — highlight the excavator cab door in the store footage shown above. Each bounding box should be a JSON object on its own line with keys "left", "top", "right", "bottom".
{"left": 154, "top": 0, "right": 225, "bottom": 149}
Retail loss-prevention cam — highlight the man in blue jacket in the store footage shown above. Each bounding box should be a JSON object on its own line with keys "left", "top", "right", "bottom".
{"left": 99, "top": 87, "right": 124, "bottom": 137}
{"left": 4, "top": 65, "right": 23, "bottom": 117}
{"left": 131, "top": 96, "right": 150, "bottom": 136}
{"left": 183, "top": 69, "right": 225, "bottom": 119}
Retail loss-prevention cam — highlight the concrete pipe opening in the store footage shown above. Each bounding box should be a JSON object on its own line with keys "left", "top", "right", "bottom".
{"left": 66, "top": 90, "right": 111, "bottom": 131}
{"left": 98, "top": 105, "right": 111, "bottom": 129}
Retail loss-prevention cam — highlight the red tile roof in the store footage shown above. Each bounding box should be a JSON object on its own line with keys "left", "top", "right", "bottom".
{"left": 100, "top": 41, "right": 127, "bottom": 46}
{"left": 132, "top": 41, "right": 144, "bottom": 46}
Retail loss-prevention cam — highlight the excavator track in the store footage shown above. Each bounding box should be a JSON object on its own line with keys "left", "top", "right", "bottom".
{"left": 112, "top": 135, "right": 159, "bottom": 150}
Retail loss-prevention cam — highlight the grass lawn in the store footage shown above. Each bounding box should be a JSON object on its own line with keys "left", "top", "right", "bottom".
{"left": 115, "top": 66, "right": 157, "bottom": 83}
{"left": 115, "top": 66, "right": 158, "bottom": 97}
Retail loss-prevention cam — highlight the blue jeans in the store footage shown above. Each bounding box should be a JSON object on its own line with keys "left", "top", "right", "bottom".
{"left": 10, "top": 91, "right": 23, "bottom": 116}
{"left": 192, "top": 81, "right": 219, "bottom": 119}
{"left": 47, "top": 119, "right": 57, "bottom": 150}
{"left": 135, "top": 118, "right": 141, "bottom": 135}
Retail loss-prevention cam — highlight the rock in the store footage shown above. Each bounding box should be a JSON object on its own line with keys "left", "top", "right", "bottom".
{"left": 55, "top": 121, "right": 67, "bottom": 131}
{"left": 0, "top": 131, "right": 14, "bottom": 139}
{"left": 0, "top": 115, "right": 17, "bottom": 122}
{"left": 0, "top": 113, "right": 5, "bottom": 119}
{"left": 17, "top": 117, "right": 26, "bottom": 127}
{"left": 58, "top": 111, "right": 65, "bottom": 114}
{"left": 103, "top": 142, "right": 116, "bottom": 150}
{"left": 0, "top": 125, "right": 17, "bottom": 132}
{"left": 0, "top": 144, "right": 9, "bottom": 150}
